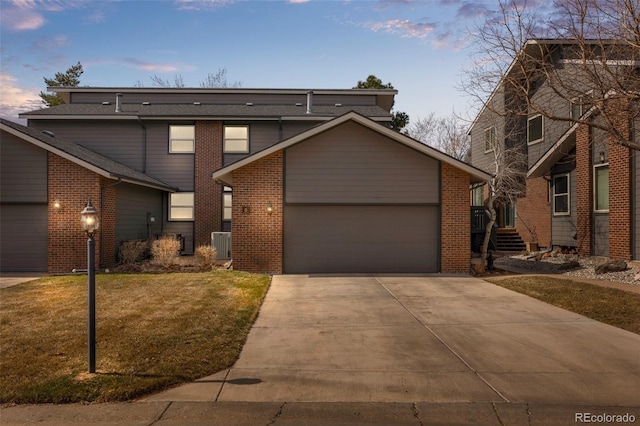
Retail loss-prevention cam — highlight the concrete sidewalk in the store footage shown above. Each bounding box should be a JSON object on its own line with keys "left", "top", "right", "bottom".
{"left": 2, "top": 274, "right": 639, "bottom": 424}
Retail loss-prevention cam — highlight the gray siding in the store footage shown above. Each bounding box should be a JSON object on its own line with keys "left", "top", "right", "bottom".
{"left": 70, "top": 92, "right": 377, "bottom": 106}
{"left": 551, "top": 169, "right": 577, "bottom": 247}
{"left": 593, "top": 214, "right": 609, "bottom": 256}
{"left": 30, "top": 120, "right": 194, "bottom": 191}
{"left": 1, "top": 131, "right": 47, "bottom": 203}
{"left": 115, "top": 183, "right": 163, "bottom": 245}
{"left": 162, "top": 221, "right": 194, "bottom": 254}
{"left": 285, "top": 121, "right": 439, "bottom": 204}
{"left": 29, "top": 120, "right": 145, "bottom": 171}
{"left": 469, "top": 86, "right": 505, "bottom": 173}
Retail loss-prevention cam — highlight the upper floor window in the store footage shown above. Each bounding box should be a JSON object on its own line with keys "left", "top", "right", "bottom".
{"left": 528, "top": 114, "right": 544, "bottom": 145}
{"left": 552, "top": 174, "right": 570, "bottom": 216}
{"left": 169, "top": 192, "right": 194, "bottom": 221}
{"left": 570, "top": 96, "right": 592, "bottom": 119}
{"left": 224, "top": 125, "right": 249, "bottom": 153}
{"left": 594, "top": 164, "right": 609, "bottom": 212}
{"left": 223, "top": 186, "right": 232, "bottom": 221}
{"left": 169, "top": 125, "right": 195, "bottom": 153}
{"left": 484, "top": 127, "right": 496, "bottom": 153}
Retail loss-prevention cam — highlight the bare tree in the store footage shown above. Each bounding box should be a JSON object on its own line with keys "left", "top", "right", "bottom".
{"left": 462, "top": 0, "right": 640, "bottom": 150}
{"left": 145, "top": 68, "right": 242, "bottom": 88}
{"left": 406, "top": 112, "right": 470, "bottom": 161}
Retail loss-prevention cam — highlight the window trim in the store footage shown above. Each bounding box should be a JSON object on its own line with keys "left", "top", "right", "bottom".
{"left": 552, "top": 173, "right": 570, "bottom": 216}
{"left": 484, "top": 126, "right": 496, "bottom": 153}
{"left": 593, "top": 163, "right": 609, "bottom": 213}
{"left": 223, "top": 125, "right": 249, "bottom": 154}
{"left": 527, "top": 114, "right": 544, "bottom": 145}
{"left": 169, "top": 124, "right": 195, "bottom": 154}
{"left": 169, "top": 192, "right": 194, "bottom": 221}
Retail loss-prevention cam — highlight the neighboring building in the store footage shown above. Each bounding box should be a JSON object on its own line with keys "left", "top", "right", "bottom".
{"left": 2, "top": 87, "right": 490, "bottom": 274}
{"left": 469, "top": 39, "right": 639, "bottom": 261}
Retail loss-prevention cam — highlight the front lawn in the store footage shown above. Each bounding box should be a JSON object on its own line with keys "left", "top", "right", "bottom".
{"left": 0, "top": 270, "right": 270, "bottom": 404}
{"left": 486, "top": 276, "right": 640, "bottom": 335}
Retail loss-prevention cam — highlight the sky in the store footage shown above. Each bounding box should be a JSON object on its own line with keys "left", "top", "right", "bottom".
{"left": 1, "top": 0, "right": 517, "bottom": 124}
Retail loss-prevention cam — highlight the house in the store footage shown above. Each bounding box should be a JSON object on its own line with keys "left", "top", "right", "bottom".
{"left": 468, "top": 39, "right": 640, "bottom": 261}
{"left": 2, "top": 87, "right": 490, "bottom": 274}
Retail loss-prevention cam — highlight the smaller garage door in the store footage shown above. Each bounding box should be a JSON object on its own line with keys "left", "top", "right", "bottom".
{"left": 0, "top": 205, "right": 48, "bottom": 272}
{"left": 284, "top": 205, "right": 439, "bottom": 274}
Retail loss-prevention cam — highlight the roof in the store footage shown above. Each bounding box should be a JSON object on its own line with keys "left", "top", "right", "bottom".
{"left": 20, "top": 103, "right": 392, "bottom": 121}
{"left": 211, "top": 111, "right": 492, "bottom": 185}
{"left": 0, "top": 118, "right": 177, "bottom": 192}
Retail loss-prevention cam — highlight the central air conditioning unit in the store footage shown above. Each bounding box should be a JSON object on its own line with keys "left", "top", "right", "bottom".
{"left": 211, "top": 232, "right": 232, "bottom": 260}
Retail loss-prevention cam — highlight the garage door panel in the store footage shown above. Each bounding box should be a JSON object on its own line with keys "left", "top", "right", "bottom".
{"left": 284, "top": 205, "right": 438, "bottom": 274}
{"left": 0, "top": 205, "right": 48, "bottom": 272}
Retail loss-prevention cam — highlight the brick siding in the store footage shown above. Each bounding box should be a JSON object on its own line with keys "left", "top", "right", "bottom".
{"left": 48, "top": 154, "right": 118, "bottom": 273}
{"left": 517, "top": 177, "right": 551, "bottom": 247}
{"left": 441, "top": 163, "right": 471, "bottom": 273}
{"left": 576, "top": 123, "right": 592, "bottom": 256}
{"left": 231, "top": 152, "right": 283, "bottom": 274}
{"left": 608, "top": 98, "right": 632, "bottom": 260}
{"left": 194, "top": 121, "right": 223, "bottom": 248}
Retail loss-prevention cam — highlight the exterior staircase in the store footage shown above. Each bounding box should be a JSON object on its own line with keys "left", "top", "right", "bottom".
{"left": 495, "top": 228, "right": 526, "bottom": 252}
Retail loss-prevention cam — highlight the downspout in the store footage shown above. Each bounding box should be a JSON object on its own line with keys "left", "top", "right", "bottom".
{"left": 100, "top": 178, "right": 123, "bottom": 267}
{"left": 137, "top": 117, "right": 147, "bottom": 173}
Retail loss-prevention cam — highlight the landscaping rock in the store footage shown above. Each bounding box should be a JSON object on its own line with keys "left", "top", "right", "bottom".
{"left": 595, "top": 259, "right": 627, "bottom": 275}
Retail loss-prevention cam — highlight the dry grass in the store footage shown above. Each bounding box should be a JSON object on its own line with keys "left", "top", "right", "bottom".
{"left": 0, "top": 270, "right": 270, "bottom": 404}
{"left": 485, "top": 276, "right": 640, "bottom": 335}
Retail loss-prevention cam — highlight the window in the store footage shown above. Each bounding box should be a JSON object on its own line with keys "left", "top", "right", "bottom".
{"left": 528, "top": 114, "right": 544, "bottom": 144}
{"left": 472, "top": 185, "right": 484, "bottom": 206}
{"left": 224, "top": 125, "right": 249, "bottom": 153}
{"left": 223, "top": 186, "right": 232, "bottom": 221}
{"left": 553, "top": 174, "right": 570, "bottom": 216}
{"left": 594, "top": 164, "right": 609, "bottom": 212}
{"left": 169, "top": 125, "right": 195, "bottom": 153}
{"left": 484, "top": 127, "right": 496, "bottom": 152}
{"left": 169, "top": 192, "right": 194, "bottom": 221}
{"left": 570, "top": 96, "right": 592, "bottom": 119}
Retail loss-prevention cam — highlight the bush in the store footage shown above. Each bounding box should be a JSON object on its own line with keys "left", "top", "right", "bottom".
{"left": 119, "top": 240, "right": 148, "bottom": 265}
{"left": 151, "top": 237, "right": 181, "bottom": 268}
{"left": 195, "top": 245, "right": 218, "bottom": 270}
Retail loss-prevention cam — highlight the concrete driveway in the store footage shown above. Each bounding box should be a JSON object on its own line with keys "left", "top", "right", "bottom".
{"left": 150, "top": 274, "right": 640, "bottom": 406}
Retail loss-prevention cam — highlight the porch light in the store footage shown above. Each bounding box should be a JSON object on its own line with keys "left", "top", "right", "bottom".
{"left": 267, "top": 202, "right": 273, "bottom": 215}
{"left": 599, "top": 151, "right": 606, "bottom": 163}
{"left": 81, "top": 199, "right": 100, "bottom": 236}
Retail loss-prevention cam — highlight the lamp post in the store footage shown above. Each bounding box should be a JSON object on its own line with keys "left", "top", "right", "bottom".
{"left": 81, "top": 199, "right": 99, "bottom": 373}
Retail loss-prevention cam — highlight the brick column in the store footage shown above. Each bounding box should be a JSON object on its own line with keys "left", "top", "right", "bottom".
{"left": 608, "top": 98, "right": 632, "bottom": 260}
{"left": 48, "top": 154, "right": 102, "bottom": 273}
{"left": 100, "top": 177, "right": 117, "bottom": 268}
{"left": 194, "top": 121, "right": 223, "bottom": 248}
{"left": 516, "top": 177, "right": 551, "bottom": 247}
{"left": 576, "top": 123, "right": 592, "bottom": 256}
{"left": 440, "top": 163, "right": 471, "bottom": 273}
{"left": 232, "top": 152, "right": 283, "bottom": 274}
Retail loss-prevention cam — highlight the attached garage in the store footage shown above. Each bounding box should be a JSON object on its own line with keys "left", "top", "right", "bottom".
{"left": 212, "top": 112, "right": 492, "bottom": 275}
{"left": 283, "top": 120, "right": 440, "bottom": 273}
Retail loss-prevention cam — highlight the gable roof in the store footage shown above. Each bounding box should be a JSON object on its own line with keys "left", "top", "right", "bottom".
{"left": 0, "top": 118, "right": 176, "bottom": 192}
{"left": 211, "top": 111, "right": 492, "bottom": 185}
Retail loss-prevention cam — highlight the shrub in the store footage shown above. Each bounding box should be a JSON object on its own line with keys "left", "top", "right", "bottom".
{"left": 119, "top": 240, "right": 148, "bottom": 265}
{"left": 151, "top": 237, "right": 181, "bottom": 268}
{"left": 195, "top": 245, "right": 218, "bottom": 270}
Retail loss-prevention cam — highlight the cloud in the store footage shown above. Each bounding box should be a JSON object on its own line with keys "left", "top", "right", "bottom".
{"left": 366, "top": 18, "right": 436, "bottom": 40}
{"left": 288, "top": 0, "right": 310, "bottom": 3}
{"left": 122, "top": 58, "right": 183, "bottom": 73}
{"left": 173, "top": 0, "right": 235, "bottom": 11}
{"left": 0, "top": 7, "right": 46, "bottom": 30}
{"left": 0, "top": 73, "right": 42, "bottom": 120}
{"left": 31, "top": 35, "right": 70, "bottom": 51}
{"left": 455, "top": 1, "right": 491, "bottom": 19}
